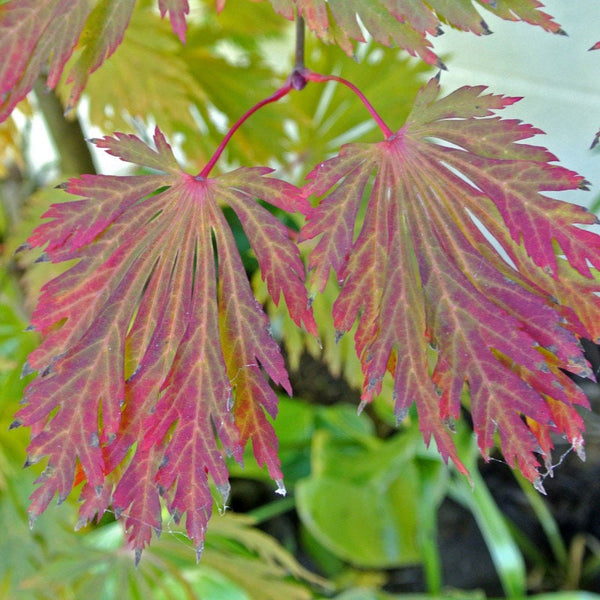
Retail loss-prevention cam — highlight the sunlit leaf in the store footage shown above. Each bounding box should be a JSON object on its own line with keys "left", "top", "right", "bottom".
{"left": 17, "top": 127, "right": 316, "bottom": 557}
{"left": 301, "top": 77, "right": 597, "bottom": 484}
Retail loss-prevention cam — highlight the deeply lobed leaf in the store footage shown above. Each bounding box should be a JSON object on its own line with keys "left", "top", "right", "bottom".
{"left": 0, "top": 0, "right": 92, "bottom": 121}
{"left": 158, "top": 0, "right": 190, "bottom": 44}
{"left": 222, "top": 0, "right": 563, "bottom": 66}
{"left": 18, "top": 128, "right": 315, "bottom": 557}
{"left": 0, "top": 0, "right": 190, "bottom": 122}
{"left": 301, "top": 77, "right": 597, "bottom": 484}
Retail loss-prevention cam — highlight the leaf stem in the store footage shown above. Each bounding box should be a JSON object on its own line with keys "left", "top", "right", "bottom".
{"left": 198, "top": 83, "right": 292, "bottom": 178}
{"left": 199, "top": 17, "right": 393, "bottom": 176}
{"left": 305, "top": 71, "right": 394, "bottom": 138}
{"left": 295, "top": 16, "right": 305, "bottom": 70}
{"left": 199, "top": 14, "right": 308, "bottom": 178}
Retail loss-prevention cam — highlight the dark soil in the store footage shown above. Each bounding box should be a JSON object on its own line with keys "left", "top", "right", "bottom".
{"left": 230, "top": 345, "right": 600, "bottom": 596}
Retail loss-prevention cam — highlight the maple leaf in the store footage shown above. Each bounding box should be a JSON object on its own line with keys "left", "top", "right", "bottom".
{"left": 16, "top": 127, "right": 316, "bottom": 558}
{"left": 0, "top": 0, "right": 92, "bottom": 121}
{"left": 158, "top": 0, "right": 189, "bottom": 44}
{"left": 0, "top": 0, "right": 190, "bottom": 122}
{"left": 222, "top": 0, "right": 563, "bottom": 66}
{"left": 301, "top": 76, "right": 597, "bottom": 485}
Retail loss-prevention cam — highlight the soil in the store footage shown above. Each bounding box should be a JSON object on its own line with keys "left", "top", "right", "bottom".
{"left": 230, "top": 345, "right": 600, "bottom": 596}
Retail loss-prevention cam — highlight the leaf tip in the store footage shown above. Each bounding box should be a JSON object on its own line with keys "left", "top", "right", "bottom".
{"left": 395, "top": 407, "right": 410, "bottom": 426}
{"left": 443, "top": 417, "right": 456, "bottom": 433}
{"left": 134, "top": 548, "right": 143, "bottom": 567}
{"left": 195, "top": 543, "right": 205, "bottom": 563}
{"left": 14, "top": 241, "right": 31, "bottom": 254}
{"left": 275, "top": 479, "right": 286, "bottom": 496}
{"left": 533, "top": 477, "right": 547, "bottom": 495}
{"left": 34, "top": 252, "right": 50, "bottom": 264}
{"left": 579, "top": 178, "right": 592, "bottom": 191}
{"left": 573, "top": 436, "right": 586, "bottom": 461}
{"left": 8, "top": 418, "right": 22, "bottom": 430}
{"left": 20, "top": 360, "right": 35, "bottom": 379}
{"left": 216, "top": 482, "right": 231, "bottom": 514}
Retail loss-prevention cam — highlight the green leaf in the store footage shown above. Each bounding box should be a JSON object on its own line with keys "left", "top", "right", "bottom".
{"left": 296, "top": 427, "right": 424, "bottom": 568}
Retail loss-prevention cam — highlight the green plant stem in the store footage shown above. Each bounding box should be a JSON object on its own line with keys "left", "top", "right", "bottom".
{"left": 295, "top": 16, "right": 305, "bottom": 70}
{"left": 33, "top": 80, "right": 96, "bottom": 175}
{"left": 247, "top": 496, "right": 296, "bottom": 524}
{"left": 450, "top": 469, "right": 527, "bottom": 599}
{"left": 513, "top": 469, "right": 568, "bottom": 570}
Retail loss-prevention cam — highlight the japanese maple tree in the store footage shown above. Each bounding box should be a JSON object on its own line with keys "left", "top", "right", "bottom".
{"left": 1, "top": 0, "right": 599, "bottom": 562}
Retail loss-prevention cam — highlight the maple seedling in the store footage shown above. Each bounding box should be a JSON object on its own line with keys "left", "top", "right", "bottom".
{"left": 1, "top": 1, "right": 599, "bottom": 563}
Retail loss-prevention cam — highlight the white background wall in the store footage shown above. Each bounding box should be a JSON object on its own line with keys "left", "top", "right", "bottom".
{"left": 432, "top": 1, "right": 600, "bottom": 207}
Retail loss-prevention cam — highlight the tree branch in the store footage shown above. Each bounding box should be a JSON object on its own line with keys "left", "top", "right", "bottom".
{"left": 33, "top": 81, "right": 97, "bottom": 175}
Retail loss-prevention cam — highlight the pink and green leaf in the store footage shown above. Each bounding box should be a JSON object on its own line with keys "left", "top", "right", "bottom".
{"left": 158, "top": 0, "right": 190, "bottom": 44}
{"left": 301, "top": 77, "right": 596, "bottom": 484}
{"left": 0, "top": 0, "right": 189, "bottom": 123}
{"left": 223, "top": 0, "right": 563, "bottom": 65}
{"left": 64, "top": 0, "right": 136, "bottom": 110}
{"left": 18, "top": 127, "right": 313, "bottom": 557}
{"left": 0, "top": 0, "right": 92, "bottom": 121}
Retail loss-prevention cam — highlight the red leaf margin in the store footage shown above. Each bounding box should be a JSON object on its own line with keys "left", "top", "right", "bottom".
{"left": 16, "top": 127, "right": 315, "bottom": 558}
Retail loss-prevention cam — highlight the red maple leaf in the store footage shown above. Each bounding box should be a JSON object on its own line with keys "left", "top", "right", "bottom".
{"left": 301, "top": 77, "right": 596, "bottom": 485}
{"left": 16, "top": 128, "right": 315, "bottom": 558}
